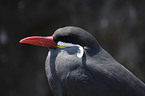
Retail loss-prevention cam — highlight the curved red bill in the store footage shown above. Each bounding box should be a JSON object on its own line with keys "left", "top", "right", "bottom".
{"left": 19, "top": 36, "right": 57, "bottom": 48}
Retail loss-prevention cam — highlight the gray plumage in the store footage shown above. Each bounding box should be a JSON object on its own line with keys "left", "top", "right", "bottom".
{"left": 45, "top": 26, "right": 145, "bottom": 96}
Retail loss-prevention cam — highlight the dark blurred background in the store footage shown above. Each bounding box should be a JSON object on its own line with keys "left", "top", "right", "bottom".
{"left": 0, "top": 0, "right": 145, "bottom": 96}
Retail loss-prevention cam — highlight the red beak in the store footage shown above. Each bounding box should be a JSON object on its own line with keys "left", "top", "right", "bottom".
{"left": 19, "top": 36, "right": 57, "bottom": 48}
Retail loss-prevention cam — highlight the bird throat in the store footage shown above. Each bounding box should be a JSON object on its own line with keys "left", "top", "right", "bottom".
{"left": 57, "top": 41, "right": 84, "bottom": 58}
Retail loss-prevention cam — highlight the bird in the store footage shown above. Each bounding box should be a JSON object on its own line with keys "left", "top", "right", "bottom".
{"left": 20, "top": 26, "right": 145, "bottom": 96}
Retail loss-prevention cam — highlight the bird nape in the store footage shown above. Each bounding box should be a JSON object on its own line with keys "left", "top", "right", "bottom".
{"left": 20, "top": 26, "right": 145, "bottom": 96}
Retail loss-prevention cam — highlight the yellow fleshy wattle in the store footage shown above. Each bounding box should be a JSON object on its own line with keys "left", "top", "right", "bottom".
{"left": 57, "top": 45, "right": 67, "bottom": 48}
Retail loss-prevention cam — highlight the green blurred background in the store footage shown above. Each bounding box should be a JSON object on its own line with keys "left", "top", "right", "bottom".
{"left": 0, "top": 0, "right": 145, "bottom": 96}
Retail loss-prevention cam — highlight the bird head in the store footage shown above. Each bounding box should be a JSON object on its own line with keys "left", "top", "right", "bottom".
{"left": 20, "top": 26, "right": 100, "bottom": 57}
